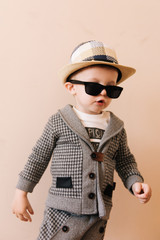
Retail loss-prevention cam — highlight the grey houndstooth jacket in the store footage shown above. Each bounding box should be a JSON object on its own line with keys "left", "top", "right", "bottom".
{"left": 16, "top": 104, "right": 143, "bottom": 219}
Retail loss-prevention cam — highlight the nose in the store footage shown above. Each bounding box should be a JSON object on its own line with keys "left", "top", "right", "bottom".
{"left": 100, "top": 89, "right": 107, "bottom": 96}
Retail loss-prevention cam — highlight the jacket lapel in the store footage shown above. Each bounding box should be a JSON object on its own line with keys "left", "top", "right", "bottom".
{"left": 98, "top": 112, "right": 124, "bottom": 151}
{"left": 59, "top": 105, "right": 124, "bottom": 152}
{"left": 58, "top": 105, "right": 93, "bottom": 147}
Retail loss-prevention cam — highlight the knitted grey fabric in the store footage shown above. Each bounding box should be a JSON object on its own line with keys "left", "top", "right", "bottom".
{"left": 16, "top": 104, "right": 143, "bottom": 219}
{"left": 37, "top": 207, "right": 107, "bottom": 240}
{"left": 37, "top": 208, "right": 71, "bottom": 240}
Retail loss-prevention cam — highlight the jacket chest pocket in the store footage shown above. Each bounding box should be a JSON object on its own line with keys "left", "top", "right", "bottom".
{"left": 56, "top": 177, "right": 73, "bottom": 188}
{"left": 103, "top": 182, "right": 116, "bottom": 198}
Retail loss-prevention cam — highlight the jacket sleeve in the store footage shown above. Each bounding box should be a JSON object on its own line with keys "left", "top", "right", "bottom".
{"left": 115, "top": 128, "right": 144, "bottom": 192}
{"left": 16, "top": 115, "right": 57, "bottom": 193}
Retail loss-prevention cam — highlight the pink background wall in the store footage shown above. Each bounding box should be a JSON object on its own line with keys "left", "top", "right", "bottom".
{"left": 0, "top": 0, "right": 160, "bottom": 239}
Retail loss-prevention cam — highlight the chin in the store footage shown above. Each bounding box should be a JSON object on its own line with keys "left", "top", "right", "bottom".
{"left": 89, "top": 109, "right": 103, "bottom": 115}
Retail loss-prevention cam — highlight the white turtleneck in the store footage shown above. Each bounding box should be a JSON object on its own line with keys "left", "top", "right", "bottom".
{"left": 73, "top": 107, "right": 110, "bottom": 150}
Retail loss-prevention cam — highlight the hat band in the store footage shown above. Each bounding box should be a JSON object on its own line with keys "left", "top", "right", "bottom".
{"left": 82, "top": 55, "right": 118, "bottom": 64}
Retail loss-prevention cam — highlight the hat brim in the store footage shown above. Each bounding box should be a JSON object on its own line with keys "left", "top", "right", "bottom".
{"left": 58, "top": 61, "right": 136, "bottom": 85}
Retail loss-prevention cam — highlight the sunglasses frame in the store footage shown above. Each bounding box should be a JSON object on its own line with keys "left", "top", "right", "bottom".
{"left": 68, "top": 80, "right": 123, "bottom": 98}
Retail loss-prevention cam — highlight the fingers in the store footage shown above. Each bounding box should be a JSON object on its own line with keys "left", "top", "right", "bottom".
{"left": 136, "top": 194, "right": 150, "bottom": 204}
{"left": 23, "top": 210, "right": 32, "bottom": 222}
{"left": 12, "top": 204, "right": 34, "bottom": 222}
{"left": 27, "top": 203, "right": 34, "bottom": 215}
{"left": 133, "top": 182, "right": 143, "bottom": 195}
{"left": 133, "top": 183, "right": 152, "bottom": 204}
{"left": 16, "top": 213, "right": 30, "bottom": 222}
{"left": 14, "top": 210, "right": 32, "bottom": 222}
{"left": 12, "top": 193, "right": 34, "bottom": 222}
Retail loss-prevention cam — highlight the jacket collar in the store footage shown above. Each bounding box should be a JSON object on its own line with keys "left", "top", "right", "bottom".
{"left": 58, "top": 104, "right": 124, "bottom": 151}
{"left": 98, "top": 111, "right": 124, "bottom": 151}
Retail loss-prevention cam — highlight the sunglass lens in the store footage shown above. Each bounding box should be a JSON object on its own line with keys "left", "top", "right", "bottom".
{"left": 85, "top": 83, "right": 102, "bottom": 96}
{"left": 107, "top": 86, "right": 123, "bottom": 98}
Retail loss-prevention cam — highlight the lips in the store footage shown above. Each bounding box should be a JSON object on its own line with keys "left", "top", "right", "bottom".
{"left": 96, "top": 99, "right": 105, "bottom": 105}
{"left": 97, "top": 99, "right": 105, "bottom": 103}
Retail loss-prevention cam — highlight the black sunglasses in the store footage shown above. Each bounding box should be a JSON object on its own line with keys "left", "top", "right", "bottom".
{"left": 68, "top": 80, "right": 123, "bottom": 98}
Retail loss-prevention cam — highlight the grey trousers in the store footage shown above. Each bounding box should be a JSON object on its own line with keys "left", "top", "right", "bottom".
{"left": 37, "top": 207, "right": 107, "bottom": 240}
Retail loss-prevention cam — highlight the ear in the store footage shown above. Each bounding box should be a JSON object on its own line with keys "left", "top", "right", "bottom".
{"left": 64, "top": 82, "right": 76, "bottom": 96}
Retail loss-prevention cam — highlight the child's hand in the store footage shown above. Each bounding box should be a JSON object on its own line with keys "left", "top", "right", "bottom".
{"left": 132, "top": 182, "right": 152, "bottom": 204}
{"left": 12, "top": 189, "right": 34, "bottom": 222}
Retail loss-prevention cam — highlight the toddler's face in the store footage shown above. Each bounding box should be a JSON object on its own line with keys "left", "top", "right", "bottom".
{"left": 65, "top": 66, "right": 118, "bottom": 115}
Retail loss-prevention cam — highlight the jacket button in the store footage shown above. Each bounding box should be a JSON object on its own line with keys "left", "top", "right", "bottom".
{"left": 99, "top": 226, "right": 105, "bottom": 233}
{"left": 62, "top": 226, "right": 69, "bottom": 232}
{"left": 89, "top": 173, "right": 95, "bottom": 179}
{"left": 91, "top": 152, "right": 97, "bottom": 159}
{"left": 88, "top": 193, "right": 95, "bottom": 199}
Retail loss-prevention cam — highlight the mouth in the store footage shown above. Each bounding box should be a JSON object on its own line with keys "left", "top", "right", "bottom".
{"left": 96, "top": 99, "right": 105, "bottom": 105}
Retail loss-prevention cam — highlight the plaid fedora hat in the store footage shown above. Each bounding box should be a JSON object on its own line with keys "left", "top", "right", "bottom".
{"left": 59, "top": 40, "right": 136, "bottom": 84}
